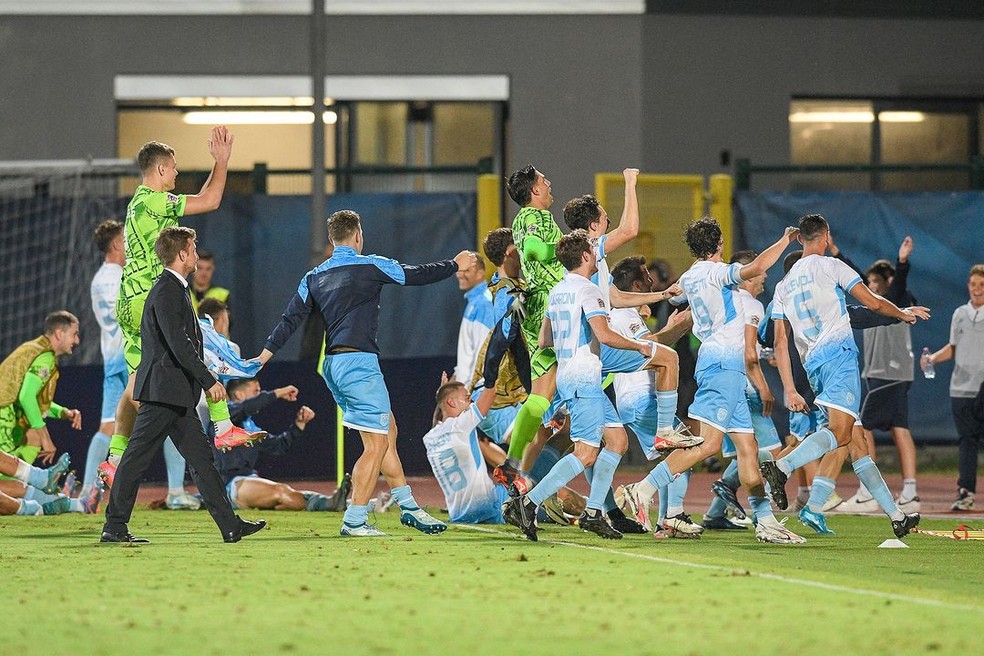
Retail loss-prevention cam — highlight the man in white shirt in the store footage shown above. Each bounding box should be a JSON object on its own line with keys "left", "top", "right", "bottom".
{"left": 453, "top": 252, "right": 494, "bottom": 384}
{"left": 922, "top": 264, "right": 984, "bottom": 510}
{"left": 763, "top": 214, "right": 929, "bottom": 539}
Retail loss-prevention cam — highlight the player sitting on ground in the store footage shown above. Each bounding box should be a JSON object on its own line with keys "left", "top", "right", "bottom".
{"left": 426, "top": 375, "right": 585, "bottom": 525}
{"left": 212, "top": 378, "right": 349, "bottom": 512}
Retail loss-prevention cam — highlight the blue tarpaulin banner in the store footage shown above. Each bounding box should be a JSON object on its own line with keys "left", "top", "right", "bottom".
{"left": 735, "top": 191, "right": 984, "bottom": 443}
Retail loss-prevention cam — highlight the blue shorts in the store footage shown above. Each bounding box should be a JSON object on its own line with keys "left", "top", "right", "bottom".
{"left": 807, "top": 349, "right": 862, "bottom": 419}
{"left": 101, "top": 369, "right": 128, "bottom": 422}
{"left": 618, "top": 393, "right": 662, "bottom": 461}
{"left": 566, "top": 392, "right": 609, "bottom": 446}
{"left": 600, "top": 343, "right": 654, "bottom": 376}
{"left": 322, "top": 352, "right": 391, "bottom": 435}
{"left": 722, "top": 390, "right": 782, "bottom": 458}
{"left": 477, "top": 404, "right": 519, "bottom": 446}
{"left": 689, "top": 365, "right": 753, "bottom": 434}
{"left": 789, "top": 408, "right": 826, "bottom": 440}
{"left": 226, "top": 474, "right": 257, "bottom": 510}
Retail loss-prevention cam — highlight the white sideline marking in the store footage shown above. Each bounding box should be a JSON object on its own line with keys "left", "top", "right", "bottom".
{"left": 456, "top": 524, "right": 983, "bottom": 613}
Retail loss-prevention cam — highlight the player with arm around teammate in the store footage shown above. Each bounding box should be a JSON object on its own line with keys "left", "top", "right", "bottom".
{"left": 761, "top": 214, "right": 930, "bottom": 539}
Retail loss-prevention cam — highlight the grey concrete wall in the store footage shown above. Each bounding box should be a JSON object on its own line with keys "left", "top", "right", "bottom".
{"left": 641, "top": 14, "right": 984, "bottom": 175}
{"left": 2, "top": 13, "right": 983, "bottom": 192}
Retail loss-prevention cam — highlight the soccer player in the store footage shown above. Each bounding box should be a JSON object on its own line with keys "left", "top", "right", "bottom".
{"left": 427, "top": 374, "right": 585, "bottom": 525}
{"left": 82, "top": 219, "right": 127, "bottom": 507}
{"left": 760, "top": 214, "right": 929, "bottom": 539}
{"left": 0, "top": 311, "right": 83, "bottom": 465}
{"left": 99, "top": 128, "right": 262, "bottom": 487}
{"left": 607, "top": 256, "right": 700, "bottom": 536}
{"left": 453, "top": 251, "right": 495, "bottom": 384}
{"left": 699, "top": 250, "right": 784, "bottom": 530}
{"left": 630, "top": 217, "right": 805, "bottom": 544}
{"left": 496, "top": 165, "right": 566, "bottom": 481}
{"left": 213, "top": 378, "right": 349, "bottom": 512}
{"left": 255, "top": 209, "right": 477, "bottom": 537}
{"left": 921, "top": 263, "right": 984, "bottom": 510}
{"left": 503, "top": 230, "right": 654, "bottom": 541}
{"left": 499, "top": 169, "right": 694, "bottom": 485}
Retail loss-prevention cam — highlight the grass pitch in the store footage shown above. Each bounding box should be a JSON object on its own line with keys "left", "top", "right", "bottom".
{"left": 2, "top": 508, "right": 981, "bottom": 656}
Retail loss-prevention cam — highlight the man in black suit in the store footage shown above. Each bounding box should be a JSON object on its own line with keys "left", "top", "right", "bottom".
{"left": 101, "top": 226, "right": 265, "bottom": 544}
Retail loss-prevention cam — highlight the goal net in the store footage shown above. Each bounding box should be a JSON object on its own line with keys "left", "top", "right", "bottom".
{"left": 0, "top": 160, "right": 137, "bottom": 365}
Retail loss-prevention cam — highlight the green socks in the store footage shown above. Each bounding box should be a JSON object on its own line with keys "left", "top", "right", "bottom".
{"left": 507, "top": 394, "right": 551, "bottom": 461}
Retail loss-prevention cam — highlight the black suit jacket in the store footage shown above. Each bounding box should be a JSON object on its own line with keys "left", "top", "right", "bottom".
{"left": 133, "top": 270, "right": 218, "bottom": 409}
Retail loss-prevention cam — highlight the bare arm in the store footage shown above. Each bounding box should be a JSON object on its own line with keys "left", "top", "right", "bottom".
{"left": 774, "top": 318, "right": 808, "bottom": 413}
{"left": 922, "top": 343, "right": 955, "bottom": 372}
{"left": 184, "top": 126, "right": 233, "bottom": 215}
{"left": 739, "top": 227, "right": 799, "bottom": 281}
{"left": 538, "top": 315, "right": 553, "bottom": 349}
{"left": 610, "top": 282, "right": 683, "bottom": 309}
{"left": 603, "top": 168, "right": 640, "bottom": 253}
{"left": 588, "top": 315, "right": 652, "bottom": 356}
{"left": 650, "top": 308, "right": 693, "bottom": 346}
{"left": 744, "top": 324, "right": 775, "bottom": 417}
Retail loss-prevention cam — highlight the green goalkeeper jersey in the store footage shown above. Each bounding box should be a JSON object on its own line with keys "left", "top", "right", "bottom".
{"left": 120, "top": 185, "right": 187, "bottom": 301}
{"left": 511, "top": 206, "right": 565, "bottom": 295}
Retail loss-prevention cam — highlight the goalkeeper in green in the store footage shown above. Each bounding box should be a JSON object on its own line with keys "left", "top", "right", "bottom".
{"left": 98, "top": 128, "right": 264, "bottom": 487}
{"left": 490, "top": 166, "right": 565, "bottom": 485}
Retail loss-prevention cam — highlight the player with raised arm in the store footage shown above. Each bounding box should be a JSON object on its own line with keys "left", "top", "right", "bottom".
{"left": 627, "top": 217, "right": 804, "bottom": 544}
{"left": 760, "top": 214, "right": 930, "bottom": 539}
{"left": 254, "top": 210, "right": 477, "bottom": 537}
{"left": 98, "top": 128, "right": 264, "bottom": 487}
{"left": 701, "top": 250, "right": 785, "bottom": 530}
{"left": 502, "top": 230, "right": 655, "bottom": 541}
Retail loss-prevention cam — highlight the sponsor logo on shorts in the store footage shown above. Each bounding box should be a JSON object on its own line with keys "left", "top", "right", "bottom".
{"left": 716, "top": 408, "right": 728, "bottom": 423}
{"left": 845, "top": 392, "right": 856, "bottom": 405}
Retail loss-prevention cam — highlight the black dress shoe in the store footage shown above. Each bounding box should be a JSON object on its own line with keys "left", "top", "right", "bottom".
{"left": 100, "top": 531, "right": 150, "bottom": 544}
{"left": 223, "top": 518, "right": 267, "bottom": 543}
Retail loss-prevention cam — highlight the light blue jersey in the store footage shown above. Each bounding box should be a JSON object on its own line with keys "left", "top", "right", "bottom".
{"left": 771, "top": 254, "right": 862, "bottom": 370}
{"left": 589, "top": 234, "right": 612, "bottom": 309}
{"left": 676, "top": 260, "right": 746, "bottom": 373}
{"left": 424, "top": 404, "right": 506, "bottom": 524}
{"left": 547, "top": 273, "right": 608, "bottom": 399}
{"left": 90, "top": 262, "right": 126, "bottom": 377}
{"left": 772, "top": 254, "right": 864, "bottom": 417}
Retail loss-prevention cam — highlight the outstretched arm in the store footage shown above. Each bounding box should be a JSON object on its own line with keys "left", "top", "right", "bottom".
{"left": 739, "top": 227, "right": 799, "bottom": 281}
{"left": 848, "top": 281, "right": 929, "bottom": 324}
{"left": 603, "top": 168, "right": 640, "bottom": 253}
{"left": 610, "top": 283, "right": 682, "bottom": 309}
{"left": 184, "top": 126, "right": 233, "bottom": 215}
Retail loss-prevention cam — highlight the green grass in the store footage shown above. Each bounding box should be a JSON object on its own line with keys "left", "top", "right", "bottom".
{"left": 2, "top": 509, "right": 982, "bottom": 656}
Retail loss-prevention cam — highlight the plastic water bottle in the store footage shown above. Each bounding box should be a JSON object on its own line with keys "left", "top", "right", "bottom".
{"left": 922, "top": 347, "right": 935, "bottom": 379}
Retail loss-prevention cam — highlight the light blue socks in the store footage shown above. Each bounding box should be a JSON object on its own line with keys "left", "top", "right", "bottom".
{"left": 778, "top": 427, "right": 838, "bottom": 475}
{"left": 528, "top": 454, "right": 585, "bottom": 507}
